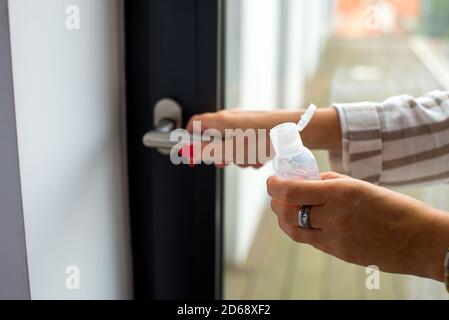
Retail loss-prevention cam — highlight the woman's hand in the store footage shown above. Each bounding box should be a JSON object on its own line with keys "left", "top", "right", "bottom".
{"left": 187, "top": 109, "right": 301, "bottom": 134}
{"left": 267, "top": 172, "right": 449, "bottom": 281}
{"left": 186, "top": 109, "right": 301, "bottom": 168}
{"left": 185, "top": 108, "right": 341, "bottom": 167}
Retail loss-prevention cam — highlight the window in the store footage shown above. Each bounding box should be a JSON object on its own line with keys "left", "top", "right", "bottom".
{"left": 224, "top": 0, "right": 449, "bottom": 300}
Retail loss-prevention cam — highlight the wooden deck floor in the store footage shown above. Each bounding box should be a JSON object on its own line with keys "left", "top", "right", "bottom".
{"left": 225, "top": 208, "right": 413, "bottom": 300}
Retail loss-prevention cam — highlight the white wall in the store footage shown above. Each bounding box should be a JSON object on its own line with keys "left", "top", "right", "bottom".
{"left": 8, "top": 0, "right": 132, "bottom": 299}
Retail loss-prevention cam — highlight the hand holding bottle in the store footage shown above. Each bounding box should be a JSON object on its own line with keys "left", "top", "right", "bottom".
{"left": 267, "top": 172, "right": 449, "bottom": 282}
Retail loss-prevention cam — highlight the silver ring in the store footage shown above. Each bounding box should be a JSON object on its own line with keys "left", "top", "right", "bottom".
{"left": 298, "top": 206, "right": 312, "bottom": 229}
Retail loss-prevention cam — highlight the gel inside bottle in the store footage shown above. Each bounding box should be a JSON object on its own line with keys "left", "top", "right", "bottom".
{"left": 270, "top": 105, "right": 320, "bottom": 180}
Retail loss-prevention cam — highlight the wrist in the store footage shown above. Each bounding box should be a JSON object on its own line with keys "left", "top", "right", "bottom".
{"left": 302, "top": 108, "right": 342, "bottom": 152}
{"left": 264, "top": 108, "right": 342, "bottom": 152}
{"left": 429, "top": 212, "right": 449, "bottom": 282}
{"left": 268, "top": 110, "right": 302, "bottom": 128}
{"left": 421, "top": 209, "right": 449, "bottom": 282}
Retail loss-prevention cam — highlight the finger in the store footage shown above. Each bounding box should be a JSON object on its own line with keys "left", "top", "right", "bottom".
{"left": 271, "top": 199, "right": 300, "bottom": 225}
{"left": 186, "top": 113, "right": 214, "bottom": 133}
{"left": 320, "top": 172, "right": 348, "bottom": 181}
{"left": 267, "top": 176, "right": 328, "bottom": 205}
{"left": 189, "top": 139, "right": 246, "bottom": 166}
{"left": 277, "top": 218, "right": 322, "bottom": 245}
{"left": 271, "top": 199, "right": 325, "bottom": 229}
{"left": 197, "top": 140, "right": 228, "bottom": 165}
{"left": 187, "top": 113, "right": 227, "bottom": 134}
{"left": 186, "top": 115, "right": 200, "bottom": 133}
{"left": 201, "top": 137, "right": 262, "bottom": 167}
{"left": 303, "top": 204, "right": 328, "bottom": 230}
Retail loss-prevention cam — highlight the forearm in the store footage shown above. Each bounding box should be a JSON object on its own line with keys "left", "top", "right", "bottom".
{"left": 327, "top": 90, "right": 449, "bottom": 186}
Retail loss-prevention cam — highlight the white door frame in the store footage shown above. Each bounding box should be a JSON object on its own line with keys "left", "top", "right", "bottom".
{"left": 0, "top": 0, "right": 30, "bottom": 300}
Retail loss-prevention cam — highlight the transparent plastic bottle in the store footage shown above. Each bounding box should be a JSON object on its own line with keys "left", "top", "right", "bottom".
{"left": 270, "top": 105, "right": 320, "bottom": 181}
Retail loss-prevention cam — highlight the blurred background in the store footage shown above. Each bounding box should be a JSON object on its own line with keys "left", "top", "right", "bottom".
{"left": 224, "top": 0, "right": 449, "bottom": 300}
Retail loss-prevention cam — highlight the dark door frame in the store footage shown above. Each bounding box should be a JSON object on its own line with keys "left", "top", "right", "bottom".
{"left": 124, "top": 0, "right": 224, "bottom": 299}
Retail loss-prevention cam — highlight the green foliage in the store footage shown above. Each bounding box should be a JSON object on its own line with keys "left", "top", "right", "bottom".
{"left": 420, "top": 0, "right": 449, "bottom": 37}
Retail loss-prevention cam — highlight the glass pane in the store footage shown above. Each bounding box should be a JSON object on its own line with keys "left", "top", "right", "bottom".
{"left": 224, "top": 0, "right": 449, "bottom": 300}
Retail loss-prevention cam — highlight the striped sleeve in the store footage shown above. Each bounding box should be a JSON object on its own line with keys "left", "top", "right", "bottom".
{"left": 329, "top": 90, "right": 449, "bottom": 187}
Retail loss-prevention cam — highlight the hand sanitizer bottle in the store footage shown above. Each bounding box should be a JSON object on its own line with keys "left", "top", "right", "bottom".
{"left": 270, "top": 105, "right": 320, "bottom": 180}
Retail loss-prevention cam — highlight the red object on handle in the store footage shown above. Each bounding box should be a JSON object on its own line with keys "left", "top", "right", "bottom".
{"left": 178, "top": 144, "right": 196, "bottom": 167}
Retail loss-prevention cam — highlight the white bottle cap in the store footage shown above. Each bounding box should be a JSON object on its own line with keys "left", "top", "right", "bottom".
{"left": 270, "top": 123, "right": 303, "bottom": 159}
{"left": 298, "top": 104, "right": 317, "bottom": 132}
{"left": 270, "top": 104, "right": 317, "bottom": 159}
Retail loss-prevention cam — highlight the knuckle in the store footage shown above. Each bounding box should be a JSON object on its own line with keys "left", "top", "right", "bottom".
{"left": 190, "top": 115, "right": 202, "bottom": 124}
{"left": 267, "top": 185, "right": 275, "bottom": 199}
{"left": 217, "top": 110, "right": 229, "bottom": 115}
{"left": 278, "top": 221, "right": 295, "bottom": 240}
{"left": 339, "top": 248, "right": 354, "bottom": 263}
{"left": 215, "top": 111, "right": 229, "bottom": 122}
{"left": 308, "top": 232, "right": 321, "bottom": 245}
{"left": 198, "top": 113, "right": 215, "bottom": 122}
{"left": 279, "top": 205, "right": 289, "bottom": 219}
{"left": 221, "top": 112, "right": 232, "bottom": 121}
{"left": 270, "top": 199, "right": 277, "bottom": 214}
{"left": 280, "top": 223, "right": 293, "bottom": 240}
{"left": 283, "top": 185, "right": 297, "bottom": 203}
{"left": 267, "top": 177, "right": 274, "bottom": 190}
{"left": 291, "top": 235, "right": 303, "bottom": 243}
{"left": 337, "top": 180, "right": 356, "bottom": 199}
{"left": 321, "top": 172, "right": 340, "bottom": 180}
{"left": 278, "top": 211, "right": 287, "bottom": 226}
{"left": 292, "top": 230, "right": 314, "bottom": 244}
{"left": 288, "top": 228, "right": 302, "bottom": 243}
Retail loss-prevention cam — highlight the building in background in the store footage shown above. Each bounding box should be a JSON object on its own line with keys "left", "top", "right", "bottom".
{"left": 334, "top": 0, "right": 419, "bottom": 37}
{"left": 421, "top": 0, "right": 449, "bottom": 37}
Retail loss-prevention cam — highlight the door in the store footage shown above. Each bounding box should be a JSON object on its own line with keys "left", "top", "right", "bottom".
{"left": 125, "top": 0, "right": 224, "bottom": 299}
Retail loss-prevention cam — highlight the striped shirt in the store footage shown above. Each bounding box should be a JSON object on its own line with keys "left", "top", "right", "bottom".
{"left": 330, "top": 90, "right": 449, "bottom": 187}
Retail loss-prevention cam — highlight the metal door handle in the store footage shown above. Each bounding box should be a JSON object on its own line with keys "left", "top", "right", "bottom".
{"left": 143, "top": 99, "right": 183, "bottom": 155}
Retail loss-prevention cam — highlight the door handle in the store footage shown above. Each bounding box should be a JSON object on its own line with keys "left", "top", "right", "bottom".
{"left": 143, "top": 99, "right": 183, "bottom": 155}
